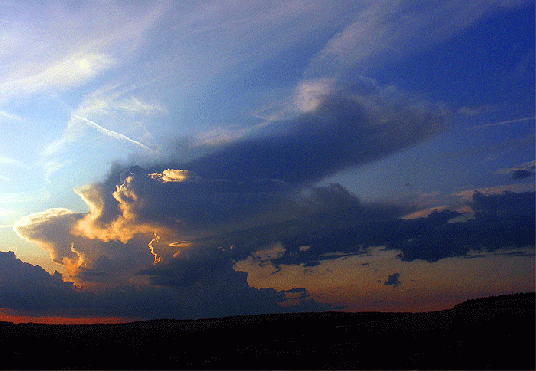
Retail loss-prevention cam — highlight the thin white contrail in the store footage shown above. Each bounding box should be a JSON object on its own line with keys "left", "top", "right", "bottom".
{"left": 73, "top": 115, "right": 154, "bottom": 153}
{"left": 470, "top": 116, "right": 535, "bottom": 130}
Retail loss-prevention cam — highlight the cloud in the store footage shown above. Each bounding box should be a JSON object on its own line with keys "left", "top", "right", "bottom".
{"left": 71, "top": 167, "right": 293, "bottom": 250}
{"left": 511, "top": 169, "right": 534, "bottom": 180}
{"left": 9, "top": 49, "right": 532, "bottom": 317}
{"left": 305, "top": 0, "right": 529, "bottom": 78}
{"left": 12, "top": 200, "right": 171, "bottom": 284}
{"left": 12, "top": 106, "right": 530, "bottom": 303}
{"left": 400, "top": 206, "right": 450, "bottom": 220}
{"left": 0, "top": 110, "right": 23, "bottom": 122}
{"left": 9, "top": 202, "right": 332, "bottom": 318}
{"left": 231, "top": 190, "right": 535, "bottom": 266}
{"left": 10, "top": 78, "right": 452, "bottom": 290}
{"left": 72, "top": 116, "right": 155, "bottom": 153}
{"left": 70, "top": 84, "right": 168, "bottom": 119}
{"left": 9, "top": 165, "right": 390, "bottom": 293}
{"left": 0, "top": 156, "right": 24, "bottom": 167}
{"left": 40, "top": 83, "right": 163, "bottom": 182}
{"left": 2, "top": 1, "right": 534, "bottom": 320}
{"left": 13, "top": 208, "right": 86, "bottom": 274}
{"left": 148, "top": 169, "right": 196, "bottom": 183}
{"left": 0, "top": 1, "right": 166, "bottom": 101}
{"left": 2, "top": 53, "right": 116, "bottom": 97}
{"left": 0, "top": 251, "right": 85, "bottom": 316}
{"left": 0, "top": 249, "right": 317, "bottom": 320}
{"left": 187, "top": 80, "right": 448, "bottom": 185}
{"left": 293, "top": 78, "right": 337, "bottom": 113}
{"left": 138, "top": 243, "right": 335, "bottom": 318}
{"left": 114, "top": 96, "right": 167, "bottom": 115}
{"left": 0, "top": 189, "right": 50, "bottom": 206}
{"left": 10, "top": 159, "right": 534, "bottom": 317}
{"left": 496, "top": 160, "right": 535, "bottom": 180}
{"left": 384, "top": 273, "right": 402, "bottom": 287}
{"left": 384, "top": 191, "right": 535, "bottom": 262}
{"left": 235, "top": 244, "right": 535, "bottom": 312}
{"left": 469, "top": 116, "right": 535, "bottom": 130}
{"left": 453, "top": 183, "right": 535, "bottom": 200}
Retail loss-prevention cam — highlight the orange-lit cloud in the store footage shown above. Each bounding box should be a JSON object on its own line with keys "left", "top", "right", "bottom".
{"left": 15, "top": 165, "right": 249, "bottom": 286}
{"left": 400, "top": 206, "right": 449, "bottom": 220}
{"left": 73, "top": 177, "right": 156, "bottom": 244}
{"left": 13, "top": 208, "right": 86, "bottom": 269}
{"left": 453, "top": 182, "right": 535, "bottom": 200}
{"left": 12, "top": 178, "right": 185, "bottom": 285}
{"left": 148, "top": 169, "right": 195, "bottom": 183}
{"left": 72, "top": 175, "right": 189, "bottom": 265}
{"left": 148, "top": 233, "right": 162, "bottom": 265}
{"left": 62, "top": 243, "right": 85, "bottom": 276}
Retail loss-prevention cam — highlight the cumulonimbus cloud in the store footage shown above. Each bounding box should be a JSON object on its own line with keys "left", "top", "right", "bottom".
{"left": 13, "top": 80, "right": 450, "bottom": 282}
{"left": 11, "top": 86, "right": 534, "bottom": 316}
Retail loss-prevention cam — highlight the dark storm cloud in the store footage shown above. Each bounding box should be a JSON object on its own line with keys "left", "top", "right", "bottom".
{"left": 398, "top": 190, "right": 535, "bottom": 262}
{"left": 0, "top": 250, "right": 330, "bottom": 320}
{"left": 186, "top": 88, "right": 447, "bottom": 185}
{"left": 36, "top": 79, "right": 446, "bottom": 280}
{"left": 0, "top": 251, "right": 85, "bottom": 315}
{"left": 139, "top": 250, "right": 335, "bottom": 319}
{"left": 511, "top": 169, "right": 534, "bottom": 180}
{"left": 188, "top": 183, "right": 405, "bottom": 267}
{"left": 498, "top": 161, "right": 535, "bottom": 181}
{"left": 384, "top": 273, "right": 402, "bottom": 287}
{"left": 122, "top": 167, "right": 292, "bottom": 229}
{"left": 76, "top": 80, "right": 448, "bottom": 234}
{"left": 240, "top": 190, "right": 535, "bottom": 266}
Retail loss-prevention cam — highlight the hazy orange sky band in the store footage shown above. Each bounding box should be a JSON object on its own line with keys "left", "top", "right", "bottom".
{"left": 0, "top": 312, "right": 135, "bottom": 325}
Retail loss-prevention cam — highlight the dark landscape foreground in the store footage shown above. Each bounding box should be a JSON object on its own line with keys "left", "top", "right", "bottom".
{"left": 1, "top": 292, "right": 534, "bottom": 369}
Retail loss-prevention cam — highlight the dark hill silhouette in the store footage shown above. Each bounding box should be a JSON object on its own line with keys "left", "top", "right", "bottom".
{"left": 0, "top": 292, "right": 534, "bottom": 369}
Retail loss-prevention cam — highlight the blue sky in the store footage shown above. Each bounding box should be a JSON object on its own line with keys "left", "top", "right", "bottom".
{"left": 0, "top": 0, "right": 534, "bottom": 322}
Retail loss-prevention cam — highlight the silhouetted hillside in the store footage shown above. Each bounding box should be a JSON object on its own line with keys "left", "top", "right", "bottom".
{"left": 0, "top": 292, "right": 534, "bottom": 369}
{"left": 453, "top": 291, "right": 535, "bottom": 309}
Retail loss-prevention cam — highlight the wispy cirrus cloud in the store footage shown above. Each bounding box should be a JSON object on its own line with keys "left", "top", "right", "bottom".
{"left": 71, "top": 84, "right": 167, "bottom": 118}
{"left": 0, "top": 156, "right": 24, "bottom": 167}
{"left": 114, "top": 96, "right": 167, "bottom": 116}
{"left": 0, "top": 1, "right": 166, "bottom": 102}
{"left": 41, "top": 83, "right": 162, "bottom": 180}
{"left": 0, "top": 110, "right": 23, "bottom": 122}
{"left": 1, "top": 53, "right": 116, "bottom": 98}
{"left": 469, "top": 116, "right": 536, "bottom": 130}
{"left": 73, "top": 116, "right": 155, "bottom": 153}
{"left": 305, "top": 0, "right": 529, "bottom": 78}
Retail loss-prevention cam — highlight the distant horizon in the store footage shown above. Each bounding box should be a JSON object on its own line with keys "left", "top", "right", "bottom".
{"left": 1, "top": 291, "right": 533, "bottom": 325}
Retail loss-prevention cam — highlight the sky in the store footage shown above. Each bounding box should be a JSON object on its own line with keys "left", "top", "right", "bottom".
{"left": 0, "top": 0, "right": 534, "bottom": 323}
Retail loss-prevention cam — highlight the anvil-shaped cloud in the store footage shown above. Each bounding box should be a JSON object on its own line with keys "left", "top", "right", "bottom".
{"left": 186, "top": 81, "right": 448, "bottom": 184}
